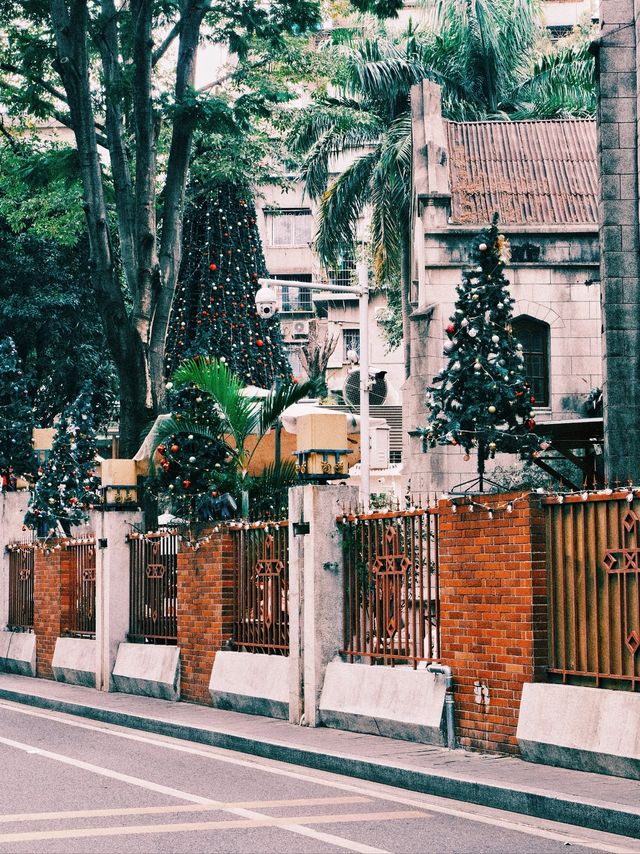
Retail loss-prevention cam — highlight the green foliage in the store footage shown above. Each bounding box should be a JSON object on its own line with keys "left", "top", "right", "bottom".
{"left": 422, "top": 218, "right": 539, "bottom": 462}
{"left": 24, "top": 383, "right": 102, "bottom": 534}
{"left": 0, "top": 221, "right": 118, "bottom": 428}
{"left": 375, "top": 283, "right": 403, "bottom": 352}
{"left": 0, "top": 336, "right": 36, "bottom": 483}
{"left": 165, "top": 183, "right": 292, "bottom": 388}
{"left": 152, "top": 357, "right": 317, "bottom": 518}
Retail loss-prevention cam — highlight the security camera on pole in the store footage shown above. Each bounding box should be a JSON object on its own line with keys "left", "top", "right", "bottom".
{"left": 257, "top": 262, "right": 371, "bottom": 512}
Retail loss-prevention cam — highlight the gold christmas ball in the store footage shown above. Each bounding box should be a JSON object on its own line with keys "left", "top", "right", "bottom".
{"left": 488, "top": 441, "right": 497, "bottom": 451}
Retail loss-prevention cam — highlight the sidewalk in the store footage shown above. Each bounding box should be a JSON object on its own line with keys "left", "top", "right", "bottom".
{"left": 0, "top": 673, "right": 638, "bottom": 839}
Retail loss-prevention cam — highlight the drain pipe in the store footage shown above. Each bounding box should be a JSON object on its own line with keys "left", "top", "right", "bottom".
{"left": 427, "top": 664, "right": 457, "bottom": 749}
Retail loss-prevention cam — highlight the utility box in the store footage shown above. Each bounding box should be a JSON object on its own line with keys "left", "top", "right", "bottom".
{"left": 370, "top": 423, "right": 390, "bottom": 469}
{"left": 101, "top": 459, "right": 138, "bottom": 505}
{"left": 295, "top": 413, "right": 350, "bottom": 479}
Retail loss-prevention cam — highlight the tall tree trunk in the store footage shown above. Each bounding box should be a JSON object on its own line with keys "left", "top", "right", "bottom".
{"left": 400, "top": 223, "right": 412, "bottom": 380}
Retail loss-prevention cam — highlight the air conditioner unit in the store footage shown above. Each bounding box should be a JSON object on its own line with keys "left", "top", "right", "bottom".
{"left": 292, "top": 320, "right": 309, "bottom": 337}
{"left": 343, "top": 369, "right": 388, "bottom": 407}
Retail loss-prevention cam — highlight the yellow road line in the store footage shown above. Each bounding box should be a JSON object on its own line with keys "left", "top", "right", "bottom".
{"left": 0, "top": 810, "right": 426, "bottom": 845}
{"left": 0, "top": 796, "right": 371, "bottom": 825}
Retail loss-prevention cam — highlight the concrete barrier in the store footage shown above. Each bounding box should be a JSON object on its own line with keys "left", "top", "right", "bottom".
{"left": 210, "top": 650, "right": 289, "bottom": 719}
{"left": 111, "top": 642, "right": 180, "bottom": 700}
{"left": 52, "top": 637, "right": 96, "bottom": 687}
{"left": 319, "top": 660, "right": 447, "bottom": 744}
{"left": 0, "top": 630, "right": 36, "bottom": 676}
{"left": 517, "top": 682, "right": 640, "bottom": 779}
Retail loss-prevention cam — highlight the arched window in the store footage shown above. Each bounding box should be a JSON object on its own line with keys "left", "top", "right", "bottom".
{"left": 512, "top": 316, "right": 550, "bottom": 407}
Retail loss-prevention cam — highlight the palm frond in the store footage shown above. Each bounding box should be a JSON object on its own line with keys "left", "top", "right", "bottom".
{"left": 258, "top": 379, "right": 318, "bottom": 438}
{"left": 315, "top": 149, "right": 380, "bottom": 267}
{"left": 149, "top": 418, "right": 238, "bottom": 471}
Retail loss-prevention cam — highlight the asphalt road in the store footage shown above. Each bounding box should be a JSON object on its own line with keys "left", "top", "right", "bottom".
{"left": 0, "top": 700, "right": 637, "bottom": 854}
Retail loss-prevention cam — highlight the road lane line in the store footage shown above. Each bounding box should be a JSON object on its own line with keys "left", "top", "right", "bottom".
{"left": 0, "top": 796, "right": 372, "bottom": 824}
{"left": 0, "top": 732, "right": 391, "bottom": 854}
{"left": 0, "top": 701, "right": 638, "bottom": 854}
{"left": 0, "top": 810, "right": 425, "bottom": 845}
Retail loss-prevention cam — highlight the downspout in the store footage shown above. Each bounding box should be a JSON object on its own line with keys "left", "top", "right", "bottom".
{"left": 427, "top": 663, "right": 457, "bottom": 749}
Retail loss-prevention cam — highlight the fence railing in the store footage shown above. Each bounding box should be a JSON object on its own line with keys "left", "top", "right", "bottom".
{"left": 546, "top": 494, "right": 640, "bottom": 690}
{"left": 127, "top": 531, "right": 178, "bottom": 644}
{"left": 7, "top": 542, "right": 35, "bottom": 631}
{"left": 64, "top": 539, "right": 97, "bottom": 638}
{"left": 230, "top": 522, "right": 289, "bottom": 655}
{"left": 339, "top": 509, "right": 440, "bottom": 667}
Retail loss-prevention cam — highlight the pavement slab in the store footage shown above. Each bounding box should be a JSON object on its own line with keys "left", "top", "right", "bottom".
{"left": 0, "top": 673, "right": 638, "bottom": 839}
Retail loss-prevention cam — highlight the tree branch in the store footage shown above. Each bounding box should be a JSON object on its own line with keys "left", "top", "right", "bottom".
{"left": 195, "top": 57, "right": 268, "bottom": 93}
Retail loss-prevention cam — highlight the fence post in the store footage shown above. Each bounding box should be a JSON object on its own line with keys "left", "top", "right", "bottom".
{"left": 288, "top": 483, "right": 358, "bottom": 727}
{"left": 91, "top": 508, "right": 143, "bottom": 691}
{"left": 0, "top": 492, "right": 30, "bottom": 629}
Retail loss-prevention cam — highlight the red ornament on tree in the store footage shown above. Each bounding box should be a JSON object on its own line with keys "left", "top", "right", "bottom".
{"left": 256, "top": 339, "right": 264, "bottom": 347}
{"left": 525, "top": 418, "right": 536, "bottom": 432}
{"left": 183, "top": 480, "right": 191, "bottom": 489}
{"left": 209, "top": 263, "right": 217, "bottom": 271}
{"left": 446, "top": 323, "right": 456, "bottom": 335}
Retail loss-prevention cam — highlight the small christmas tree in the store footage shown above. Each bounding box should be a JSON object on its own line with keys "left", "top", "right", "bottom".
{"left": 24, "top": 383, "right": 101, "bottom": 534}
{"left": 422, "top": 216, "right": 539, "bottom": 491}
{"left": 165, "top": 182, "right": 292, "bottom": 388}
{"left": 0, "top": 336, "right": 36, "bottom": 488}
{"left": 147, "top": 379, "right": 229, "bottom": 520}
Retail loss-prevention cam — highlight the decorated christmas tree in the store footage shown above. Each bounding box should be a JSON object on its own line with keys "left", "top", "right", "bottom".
{"left": 146, "top": 379, "right": 229, "bottom": 521}
{"left": 165, "top": 182, "right": 291, "bottom": 388}
{"left": 0, "top": 336, "right": 36, "bottom": 488}
{"left": 24, "top": 383, "right": 101, "bottom": 534}
{"left": 421, "top": 216, "right": 539, "bottom": 491}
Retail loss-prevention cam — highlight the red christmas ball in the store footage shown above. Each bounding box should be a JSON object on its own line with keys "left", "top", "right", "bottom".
{"left": 446, "top": 323, "right": 456, "bottom": 335}
{"left": 530, "top": 396, "right": 536, "bottom": 404}
{"left": 183, "top": 480, "right": 191, "bottom": 489}
{"left": 292, "top": 378, "right": 299, "bottom": 384}
{"left": 209, "top": 263, "right": 217, "bottom": 271}
{"left": 171, "top": 444, "right": 179, "bottom": 453}
{"left": 256, "top": 339, "right": 264, "bottom": 347}
{"left": 525, "top": 418, "right": 536, "bottom": 432}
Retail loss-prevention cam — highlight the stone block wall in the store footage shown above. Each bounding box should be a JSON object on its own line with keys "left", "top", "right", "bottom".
{"left": 176, "top": 530, "right": 236, "bottom": 704}
{"left": 438, "top": 492, "right": 548, "bottom": 754}
{"left": 33, "top": 543, "right": 73, "bottom": 678}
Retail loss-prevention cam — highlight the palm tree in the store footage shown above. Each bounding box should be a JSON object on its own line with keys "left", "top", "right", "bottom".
{"left": 289, "top": 1, "right": 595, "bottom": 377}
{"left": 152, "top": 358, "right": 317, "bottom": 517}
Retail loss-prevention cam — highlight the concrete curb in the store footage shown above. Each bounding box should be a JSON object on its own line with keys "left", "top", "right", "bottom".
{"left": 0, "top": 685, "right": 638, "bottom": 839}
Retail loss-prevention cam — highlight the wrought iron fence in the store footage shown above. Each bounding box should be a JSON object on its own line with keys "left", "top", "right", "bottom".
{"left": 339, "top": 509, "right": 440, "bottom": 667}
{"left": 7, "top": 541, "right": 35, "bottom": 631}
{"left": 128, "top": 531, "right": 178, "bottom": 644}
{"left": 230, "top": 522, "right": 289, "bottom": 655}
{"left": 546, "top": 494, "right": 640, "bottom": 690}
{"left": 64, "top": 539, "right": 97, "bottom": 638}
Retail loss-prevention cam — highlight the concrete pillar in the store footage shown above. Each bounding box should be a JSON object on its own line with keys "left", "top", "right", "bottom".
{"left": 288, "top": 483, "right": 358, "bottom": 727}
{"left": 90, "top": 509, "right": 143, "bottom": 691}
{"left": 0, "top": 492, "right": 30, "bottom": 629}
{"left": 597, "top": 1, "right": 640, "bottom": 480}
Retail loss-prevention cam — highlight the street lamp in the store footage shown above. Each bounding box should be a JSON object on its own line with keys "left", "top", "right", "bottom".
{"left": 257, "top": 261, "right": 371, "bottom": 512}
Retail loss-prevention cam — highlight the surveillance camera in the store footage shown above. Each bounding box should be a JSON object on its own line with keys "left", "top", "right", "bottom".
{"left": 255, "top": 285, "right": 278, "bottom": 319}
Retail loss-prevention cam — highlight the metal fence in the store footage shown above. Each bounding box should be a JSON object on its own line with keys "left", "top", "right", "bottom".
{"left": 128, "top": 532, "right": 178, "bottom": 644}
{"left": 230, "top": 522, "right": 289, "bottom": 655}
{"left": 339, "top": 509, "right": 440, "bottom": 667}
{"left": 64, "top": 539, "right": 97, "bottom": 638}
{"left": 7, "top": 543, "right": 35, "bottom": 631}
{"left": 546, "top": 494, "right": 640, "bottom": 690}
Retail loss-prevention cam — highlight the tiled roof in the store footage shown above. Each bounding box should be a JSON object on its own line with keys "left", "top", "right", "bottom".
{"left": 445, "top": 119, "right": 597, "bottom": 226}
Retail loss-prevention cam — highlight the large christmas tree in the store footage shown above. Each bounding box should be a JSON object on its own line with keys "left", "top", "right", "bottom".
{"left": 422, "top": 217, "right": 539, "bottom": 490}
{"left": 0, "top": 336, "right": 36, "bottom": 488}
{"left": 165, "top": 182, "right": 291, "bottom": 387}
{"left": 24, "top": 383, "right": 101, "bottom": 534}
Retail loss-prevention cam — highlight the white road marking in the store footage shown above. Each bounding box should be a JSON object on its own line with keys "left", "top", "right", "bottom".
{"left": 0, "top": 731, "right": 390, "bottom": 854}
{"left": 0, "top": 700, "right": 638, "bottom": 853}
{"left": 0, "top": 810, "right": 424, "bottom": 845}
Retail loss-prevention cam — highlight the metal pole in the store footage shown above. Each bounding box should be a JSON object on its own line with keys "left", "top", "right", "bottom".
{"left": 357, "top": 261, "right": 370, "bottom": 513}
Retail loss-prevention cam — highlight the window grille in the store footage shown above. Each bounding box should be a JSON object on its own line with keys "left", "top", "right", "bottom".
{"left": 266, "top": 209, "right": 313, "bottom": 247}
{"left": 343, "top": 329, "right": 360, "bottom": 362}
{"left": 512, "top": 316, "right": 550, "bottom": 407}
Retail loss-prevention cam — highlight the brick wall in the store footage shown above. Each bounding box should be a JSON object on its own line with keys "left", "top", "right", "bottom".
{"left": 177, "top": 530, "right": 235, "bottom": 704}
{"left": 438, "top": 492, "right": 548, "bottom": 754}
{"left": 33, "top": 543, "right": 73, "bottom": 678}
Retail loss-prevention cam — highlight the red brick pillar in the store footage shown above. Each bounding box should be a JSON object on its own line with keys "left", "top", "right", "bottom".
{"left": 438, "top": 492, "right": 547, "bottom": 754}
{"left": 176, "top": 530, "right": 235, "bottom": 704}
{"left": 33, "top": 542, "right": 73, "bottom": 678}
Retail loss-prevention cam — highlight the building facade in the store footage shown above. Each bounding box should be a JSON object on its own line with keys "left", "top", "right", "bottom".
{"left": 404, "top": 81, "right": 601, "bottom": 494}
